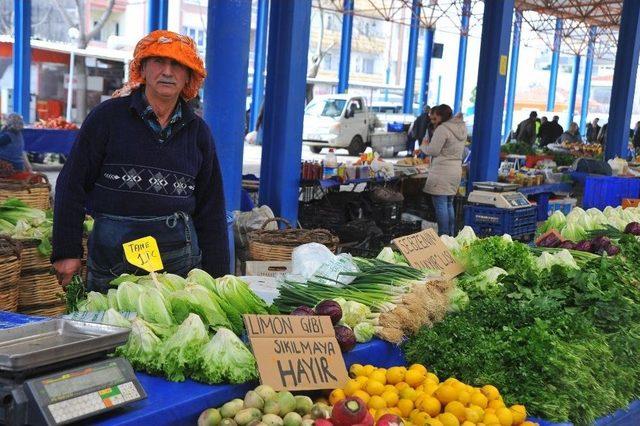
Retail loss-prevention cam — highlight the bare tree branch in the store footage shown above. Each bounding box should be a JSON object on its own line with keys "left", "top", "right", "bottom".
{"left": 52, "top": 0, "right": 75, "bottom": 29}
{"left": 85, "top": 0, "right": 116, "bottom": 44}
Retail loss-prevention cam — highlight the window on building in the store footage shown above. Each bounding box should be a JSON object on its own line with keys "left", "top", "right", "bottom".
{"left": 362, "top": 58, "right": 375, "bottom": 74}
{"left": 323, "top": 54, "right": 332, "bottom": 71}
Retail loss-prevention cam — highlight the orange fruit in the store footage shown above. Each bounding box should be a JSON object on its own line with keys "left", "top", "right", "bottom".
{"left": 438, "top": 412, "right": 460, "bottom": 426}
{"left": 495, "top": 407, "right": 513, "bottom": 426}
{"left": 481, "top": 385, "right": 500, "bottom": 401}
{"left": 445, "top": 401, "right": 467, "bottom": 422}
{"left": 435, "top": 384, "right": 458, "bottom": 405}
{"left": 405, "top": 369, "right": 426, "bottom": 387}
{"left": 352, "top": 390, "right": 371, "bottom": 404}
{"left": 409, "top": 364, "right": 428, "bottom": 375}
{"left": 386, "top": 367, "right": 407, "bottom": 385}
{"left": 426, "top": 373, "right": 440, "bottom": 384}
{"left": 368, "top": 395, "right": 387, "bottom": 410}
{"left": 365, "top": 380, "right": 385, "bottom": 396}
{"left": 329, "top": 388, "right": 346, "bottom": 405}
{"left": 509, "top": 405, "right": 526, "bottom": 425}
{"left": 397, "top": 399, "right": 414, "bottom": 418}
{"left": 382, "top": 390, "right": 400, "bottom": 407}
{"left": 470, "top": 392, "right": 488, "bottom": 409}
{"left": 421, "top": 396, "right": 442, "bottom": 417}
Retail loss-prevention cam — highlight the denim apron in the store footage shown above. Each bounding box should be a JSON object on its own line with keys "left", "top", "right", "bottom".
{"left": 87, "top": 211, "right": 202, "bottom": 293}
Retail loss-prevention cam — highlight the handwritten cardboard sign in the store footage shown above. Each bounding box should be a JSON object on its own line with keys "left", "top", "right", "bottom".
{"left": 123, "top": 236, "right": 164, "bottom": 273}
{"left": 392, "top": 229, "right": 464, "bottom": 278}
{"left": 244, "top": 315, "right": 349, "bottom": 391}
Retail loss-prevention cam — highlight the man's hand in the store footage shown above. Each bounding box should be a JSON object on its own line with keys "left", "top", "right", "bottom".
{"left": 53, "top": 259, "right": 82, "bottom": 288}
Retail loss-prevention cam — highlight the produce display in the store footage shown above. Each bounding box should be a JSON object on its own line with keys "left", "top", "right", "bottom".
{"left": 32, "top": 117, "right": 79, "bottom": 130}
{"left": 72, "top": 270, "right": 273, "bottom": 383}
{"left": 275, "top": 258, "right": 453, "bottom": 344}
{"left": 403, "top": 230, "right": 640, "bottom": 425}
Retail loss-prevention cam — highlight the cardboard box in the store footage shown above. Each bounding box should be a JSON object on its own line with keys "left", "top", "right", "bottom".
{"left": 245, "top": 261, "right": 292, "bottom": 278}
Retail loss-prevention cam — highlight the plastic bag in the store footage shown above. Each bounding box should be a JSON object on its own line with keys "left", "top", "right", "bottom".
{"left": 608, "top": 157, "right": 628, "bottom": 176}
{"left": 292, "top": 243, "right": 359, "bottom": 287}
{"left": 233, "top": 205, "right": 275, "bottom": 250}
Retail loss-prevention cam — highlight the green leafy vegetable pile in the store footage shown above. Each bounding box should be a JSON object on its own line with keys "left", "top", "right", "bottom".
{"left": 405, "top": 236, "right": 640, "bottom": 426}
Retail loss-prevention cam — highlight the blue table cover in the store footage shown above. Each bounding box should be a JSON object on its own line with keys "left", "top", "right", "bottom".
{"left": 23, "top": 128, "right": 78, "bottom": 155}
{"left": 0, "top": 311, "right": 49, "bottom": 329}
{"left": 91, "top": 339, "right": 405, "bottom": 426}
{"left": 517, "top": 183, "right": 573, "bottom": 196}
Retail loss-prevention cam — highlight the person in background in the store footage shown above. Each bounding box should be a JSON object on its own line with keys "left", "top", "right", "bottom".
{"left": 420, "top": 104, "right": 466, "bottom": 236}
{"left": 597, "top": 122, "right": 608, "bottom": 145}
{"left": 538, "top": 116, "right": 553, "bottom": 146}
{"left": 515, "top": 111, "right": 538, "bottom": 145}
{"left": 547, "top": 115, "right": 564, "bottom": 146}
{"left": 557, "top": 122, "right": 582, "bottom": 144}
{"left": 406, "top": 105, "right": 432, "bottom": 156}
{"left": 0, "top": 113, "right": 32, "bottom": 173}
{"left": 586, "top": 118, "right": 600, "bottom": 143}
{"left": 632, "top": 121, "right": 640, "bottom": 152}
{"left": 535, "top": 117, "right": 542, "bottom": 139}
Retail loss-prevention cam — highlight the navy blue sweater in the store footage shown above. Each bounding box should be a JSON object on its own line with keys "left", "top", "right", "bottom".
{"left": 52, "top": 88, "right": 230, "bottom": 277}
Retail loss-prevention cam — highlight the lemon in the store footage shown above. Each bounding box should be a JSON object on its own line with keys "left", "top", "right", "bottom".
{"left": 520, "top": 422, "right": 537, "bottom": 426}
{"left": 356, "top": 376, "right": 369, "bottom": 386}
{"left": 435, "top": 384, "right": 458, "bottom": 405}
{"left": 482, "top": 414, "right": 500, "bottom": 425}
{"left": 426, "top": 419, "right": 445, "bottom": 426}
{"left": 384, "top": 384, "right": 398, "bottom": 394}
{"left": 352, "top": 390, "right": 371, "bottom": 404}
{"left": 415, "top": 394, "right": 426, "bottom": 409}
{"left": 362, "top": 364, "right": 376, "bottom": 377}
{"left": 405, "top": 369, "right": 426, "bottom": 387}
{"left": 458, "top": 390, "right": 471, "bottom": 405}
{"left": 465, "top": 407, "right": 482, "bottom": 423}
{"left": 445, "top": 401, "right": 467, "bottom": 422}
{"left": 495, "top": 408, "right": 513, "bottom": 426}
{"left": 484, "top": 408, "right": 496, "bottom": 416}
{"left": 509, "top": 405, "right": 526, "bottom": 425}
{"left": 396, "top": 382, "right": 410, "bottom": 391}
{"left": 397, "top": 399, "right": 414, "bottom": 418}
{"left": 452, "top": 381, "right": 467, "bottom": 392}
{"left": 421, "top": 396, "right": 442, "bottom": 417}
{"left": 412, "top": 412, "right": 430, "bottom": 426}
{"left": 368, "top": 395, "right": 387, "bottom": 410}
{"left": 409, "top": 364, "right": 428, "bottom": 375}
{"left": 382, "top": 390, "right": 399, "bottom": 407}
{"left": 389, "top": 407, "right": 403, "bottom": 417}
{"left": 470, "top": 392, "right": 488, "bottom": 409}
{"left": 425, "top": 381, "right": 439, "bottom": 396}
{"left": 386, "top": 366, "right": 406, "bottom": 385}
{"left": 375, "top": 409, "right": 390, "bottom": 421}
{"left": 365, "top": 380, "right": 385, "bottom": 396}
{"left": 349, "top": 363, "right": 364, "bottom": 377}
{"left": 481, "top": 385, "right": 500, "bottom": 401}
{"left": 461, "top": 422, "right": 476, "bottom": 426}
{"left": 343, "top": 379, "right": 361, "bottom": 396}
{"left": 438, "top": 412, "right": 460, "bottom": 426}
{"left": 399, "top": 387, "right": 418, "bottom": 401}
{"left": 488, "top": 400, "right": 505, "bottom": 410}
{"left": 467, "top": 405, "right": 485, "bottom": 420}
{"left": 329, "top": 388, "right": 346, "bottom": 405}
{"left": 426, "top": 373, "right": 440, "bottom": 384}
{"left": 369, "top": 370, "right": 388, "bottom": 385}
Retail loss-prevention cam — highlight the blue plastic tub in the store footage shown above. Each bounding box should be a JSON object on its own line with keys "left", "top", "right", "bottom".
{"left": 578, "top": 175, "right": 640, "bottom": 209}
{"left": 464, "top": 205, "right": 537, "bottom": 239}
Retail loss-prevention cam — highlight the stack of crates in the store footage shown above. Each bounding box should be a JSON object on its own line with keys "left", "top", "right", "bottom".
{"left": 547, "top": 198, "right": 577, "bottom": 217}
{"left": 464, "top": 205, "right": 537, "bottom": 241}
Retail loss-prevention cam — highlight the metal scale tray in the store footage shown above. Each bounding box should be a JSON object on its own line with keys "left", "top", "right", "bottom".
{"left": 0, "top": 319, "right": 130, "bottom": 373}
{"left": 472, "top": 182, "right": 520, "bottom": 192}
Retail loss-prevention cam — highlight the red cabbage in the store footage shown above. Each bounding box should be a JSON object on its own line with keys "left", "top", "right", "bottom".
{"left": 334, "top": 325, "right": 356, "bottom": 352}
{"left": 559, "top": 241, "right": 576, "bottom": 250}
{"left": 624, "top": 222, "right": 640, "bottom": 236}
{"left": 606, "top": 245, "right": 621, "bottom": 256}
{"left": 291, "top": 306, "right": 316, "bottom": 316}
{"left": 316, "top": 300, "right": 342, "bottom": 325}
{"left": 574, "top": 240, "right": 593, "bottom": 253}
{"left": 538, "top": 233, "right": 562, "bottom": 248}
{"left": 591, "top": 236, "right": 612, "bottom": 252}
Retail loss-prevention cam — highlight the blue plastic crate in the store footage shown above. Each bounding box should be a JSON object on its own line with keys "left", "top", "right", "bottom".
{"left": 582, "top": 176, "right": 640, "bottom": 209}
{"left": 464, "top": 205, "right": 537, "bottom": 239}
{"left": 387, "top": 122, "right": 404, "bottom": 133}
{"left": 0, "top": 311, "right": 50, "bottom": 330}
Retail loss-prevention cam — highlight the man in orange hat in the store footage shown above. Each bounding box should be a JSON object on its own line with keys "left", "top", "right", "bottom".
{"left": 51, "top": 31, "right": 229, "bottom": 292}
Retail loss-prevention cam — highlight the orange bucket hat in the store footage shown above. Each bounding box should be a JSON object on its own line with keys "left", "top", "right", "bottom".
{"left": 114, "top": 30, "right": 206, "bottom": 100}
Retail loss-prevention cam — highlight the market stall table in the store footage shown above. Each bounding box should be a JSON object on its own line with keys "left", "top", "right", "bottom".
{"left": 570, "top": 172, "right": 640, "bottom": 209}
{"left": 518, "top": 182, "right": 573, "bottom": 220}
{"left": 90, "top": 338, "right": 406, "bottom": 426}
{"left": 22, "top": 128, "right": 79, "bottom": 155}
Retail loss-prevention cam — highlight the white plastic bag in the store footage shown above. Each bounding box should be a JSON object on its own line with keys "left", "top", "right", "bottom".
{"left": 292, "top": 243, "right": 336, "bottom": 279}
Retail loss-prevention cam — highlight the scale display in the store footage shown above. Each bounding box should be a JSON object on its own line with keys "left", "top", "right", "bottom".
{"left": 24, "top": 357, "right": 145, "bottom": 425}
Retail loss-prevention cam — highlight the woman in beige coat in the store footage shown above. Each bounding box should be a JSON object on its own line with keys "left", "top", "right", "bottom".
{"left": 420, "top": 104, "right": 467, "bottom": 236}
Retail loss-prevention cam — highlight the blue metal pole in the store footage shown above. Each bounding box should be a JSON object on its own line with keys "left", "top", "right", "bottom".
{"left": 454, "top": 0, "right": 471, "bottom": 114}
{"left": 607, "top": 0, "right": 640, "bottom": 160}
{"left": 259, "top": 0, "right": 312, "bottom": 224}
{"left": 147, "top": 0, "right": 159, "bottom": 32}
{"left": 13, "top": 0, "right": 31, "bottom": 122}
{"left": 203, "top": 0, "right": 252, "bottom": 272}
{"left": 469, "top": 0, "right": 514, "bottom": 185}
{"left": 337, "top": 0, "right": 354, "bottom": 93}
{"left": 403, "top": 0, "right": 421, "bottom": 114}
{"left": 418, "top": 27, "right": 435, "bottom": 111}
{"left": 566, "top": 55, "right": 581, "bottom": 129}
{"left": 158, "top": 0, "right": 169, "bottom": 30}
{"left": 503, "top": 10, "right": 522, "bottom": 142}
{"left": 436, "top": 76, "right": 442, "bottom": 104}
{"left": 384, "top": 66, "right": 390, "bottom": 101}
{"left": 249, "top": 0, "right": 269, "bottom": 131}
{"left": 547, "top": 18, "right": 563, "bottom": 111}
{"left": 579, "top": 26, "right": 597, "bottom": 136}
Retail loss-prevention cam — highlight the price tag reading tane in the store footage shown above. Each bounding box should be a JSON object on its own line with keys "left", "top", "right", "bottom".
{"left": 123, "top": 236, "right": 164, "bottom": 272}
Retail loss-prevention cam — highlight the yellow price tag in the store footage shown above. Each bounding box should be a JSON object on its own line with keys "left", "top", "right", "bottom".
{"left": 122, "top": 236, "right": 164, "bottom": 273}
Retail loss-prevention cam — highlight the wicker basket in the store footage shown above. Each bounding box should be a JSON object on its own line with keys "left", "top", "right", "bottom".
{"left": 0, "top": 237, "right": 21, "bottom": 312}
{"left": 248, "top": 218, "right": 339, "bottom": 261}
{"left": 19, "top": 301, "right": 66, "bottom": 317}
{"left": 0, "top": 173, "right": 51, "bottom": 210}
{"left": 18, "top": 239, "right": 50, "bottom": 272}
{"left": 18, "top": 268, "right": 63, "bottom": 309}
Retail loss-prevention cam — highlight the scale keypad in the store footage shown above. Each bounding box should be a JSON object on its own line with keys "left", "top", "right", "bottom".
{"left": 47, "top": 381, "right": 140, "bottom": 423}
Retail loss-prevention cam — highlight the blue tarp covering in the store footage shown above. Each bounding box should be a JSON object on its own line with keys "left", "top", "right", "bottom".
{"left": 23, "top": 128, "right": 78, "bottom": 155}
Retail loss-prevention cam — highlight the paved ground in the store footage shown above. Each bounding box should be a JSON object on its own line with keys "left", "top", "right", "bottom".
{"left": 40, "top": 143, "right": 408, "bottom": 195}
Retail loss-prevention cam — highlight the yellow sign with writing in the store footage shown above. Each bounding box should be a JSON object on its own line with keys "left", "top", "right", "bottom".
{"left": 499, "top": 55, "right": 508, "bottom": 76}
{"left": 122, "top": 236, "right": 164, "bottom": 272}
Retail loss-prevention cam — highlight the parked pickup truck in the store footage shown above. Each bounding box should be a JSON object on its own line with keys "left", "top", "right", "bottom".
{"left": 302, "top": 95, "right": 412, "bottom": 157}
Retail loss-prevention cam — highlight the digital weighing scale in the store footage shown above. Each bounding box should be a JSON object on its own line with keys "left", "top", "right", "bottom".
{"left": 0, "top": 318, "right": 146, "bottom": 425}
{"left": 467, "top": 182, "right": 531, "bottom": 209}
